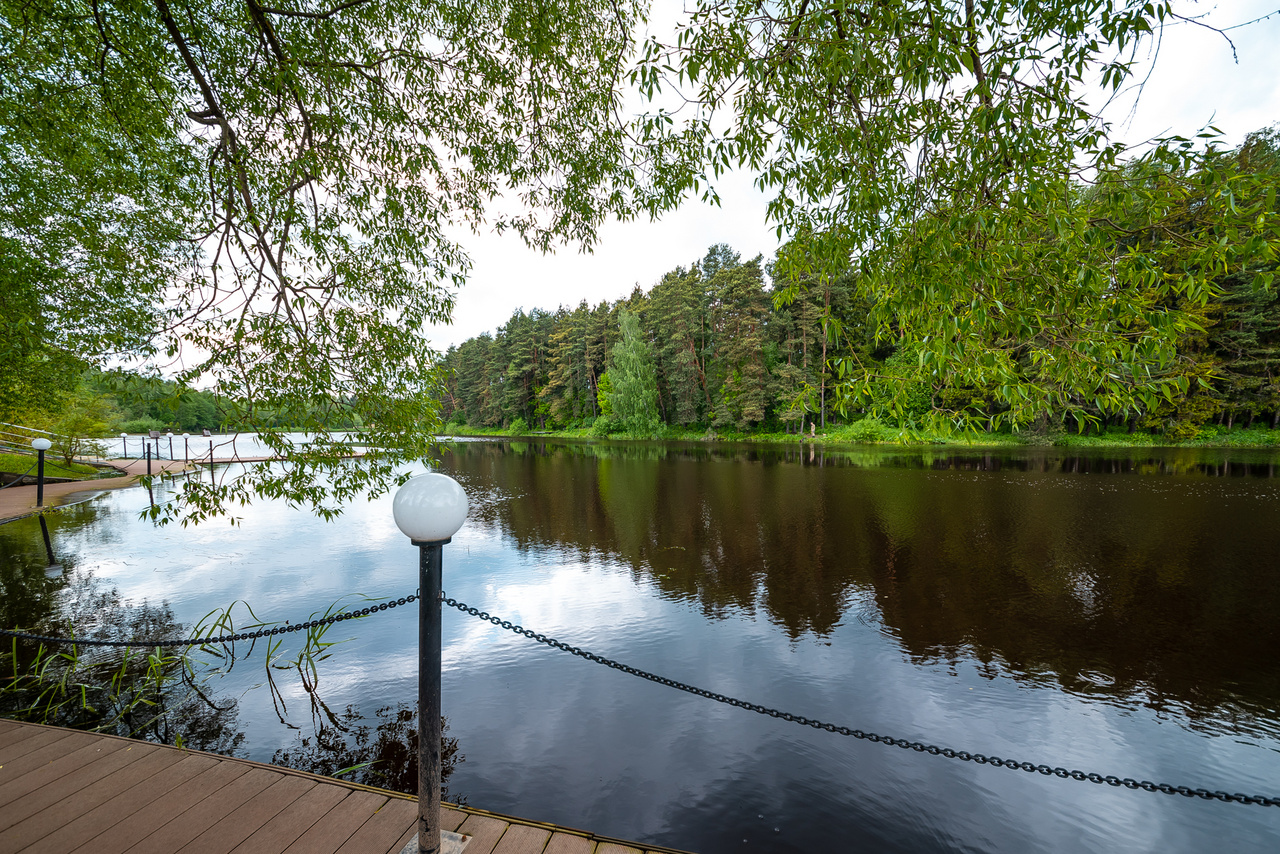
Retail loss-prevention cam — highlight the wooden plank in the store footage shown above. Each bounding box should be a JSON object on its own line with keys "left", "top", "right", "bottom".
{"left": 85, "top": 758, "right": 256, "bottom": 854}
{"left": 20, "top": 753, "right": 220, "bottom": 854}
{"left": 440, "top": 805, "right": 468, "bottom": 832}
{"left": 0, "top": 742, "right": 176, "bottom": 849}
{"left": 0, "top": 736, "right": 128, "bottom": 813}
{"left": 172, "top": 773, "right": 316, "bottom": 854}
{"left": 114, "top": 766, "right": 279, "bottom": 854}
{"left": 333, "top": 797, "right": 418, "bottom": 854}
{"left": 542, "top": 833, "right": 595, "bottom": 854}
{"left": 389, "top": 823, "right": 419, "bottom": 854}
{"left": 492, "top": 823, "right": 552, "bottom": 854}
{"left": 0, "top": 740, "right": 157, "bottom": 833}
{"left": 0, "top": 724, "right": 695, "bottom": 854}
{"left": 0, "top": 726, "right": 78, "bottom": 769}
{"left": 229, "top": 779, "right": 351, "bottom": 854}
{"left": 454, "top": 814, "right": 513, "bottom": 854}
{"left": 0, "top": 718, "right": 36, "bottom": 749}
{"left": 280, "top": 790, "right": 389, "bottom": 854}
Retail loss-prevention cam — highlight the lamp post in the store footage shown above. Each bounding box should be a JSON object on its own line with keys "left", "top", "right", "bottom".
{"left": 393, "top": 473, "right": 469, "bottom": 854}
{"left": 166, "top": 430, "right": 174, "bottom": 460}
{"left": 182, "top": 433, "right": 190, "bottom": 464}
{"left": 121, "top": 432, "right": 129, "bottom": 458}
{"left": 30, "top": 438, "right": 51, "bottom": 508}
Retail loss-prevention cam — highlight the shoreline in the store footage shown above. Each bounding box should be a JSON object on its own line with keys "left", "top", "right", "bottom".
{"left": 438, "top": 426, "right": 1280, "bottom": 451}
{"left": 0, "top": 458, "right": 192, "bottom": 524}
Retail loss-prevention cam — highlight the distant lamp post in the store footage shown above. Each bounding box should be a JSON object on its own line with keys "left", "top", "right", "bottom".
{"left": 393, "top": 473, "right": 470, "bottom": 854}
{"left": 120, "top": 432, "right": 129, "bottom": 458}
{"left": 30, "top": 437, "right": 51, "bottom": 508}
{"left": 182, "top": 433, "right": 190, "bottom": 464}
{"left": 166, "top": 430, "right": 174, "bottom": 460}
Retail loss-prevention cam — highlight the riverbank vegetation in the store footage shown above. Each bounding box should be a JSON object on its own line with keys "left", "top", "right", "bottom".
{"left": 439, "top": 129, "right": 1280, "bottom": 447}
{"left": 5, "top": 2, "right": 1280, "bottom": 517}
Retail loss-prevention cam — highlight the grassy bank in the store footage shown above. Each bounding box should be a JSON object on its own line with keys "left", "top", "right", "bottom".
{"left": 0, "top": 452, "right": 103, "bottom": 480}
{"left": 440, "top": 421, "right": 1280, "bottom": 450}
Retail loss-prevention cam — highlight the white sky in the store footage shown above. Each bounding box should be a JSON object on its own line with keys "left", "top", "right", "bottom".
{"left": 425, "top": 1, "right": 1280, "bottom": 350}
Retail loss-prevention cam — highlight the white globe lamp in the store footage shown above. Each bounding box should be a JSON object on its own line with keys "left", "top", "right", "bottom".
{"left": 393, "top": 472, "right": 469, "bottom": 543}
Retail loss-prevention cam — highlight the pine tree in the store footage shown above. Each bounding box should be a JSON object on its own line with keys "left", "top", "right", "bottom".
{"left": 709, "top": 260, "right": 769, "bottom": 430}
{"left": 647, "top": 266, "right": 710, "bottom": 425}
{"left": 606, "top": 311, "right": 661, "bottom": 434}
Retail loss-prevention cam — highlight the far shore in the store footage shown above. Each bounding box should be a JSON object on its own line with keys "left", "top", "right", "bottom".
{"left": 438, "top": 424, "right": 1280, "bottom": 451}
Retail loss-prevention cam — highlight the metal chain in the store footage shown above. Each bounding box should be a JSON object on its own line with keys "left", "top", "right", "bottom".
{"left": 0, "top": 593, "right": 419, "bottom": 649}
{"left": 444, "top": 596, "right": 1279, "bottom": 808}
{"left": 0, "top": 463, "right": 38, "bottom": 490}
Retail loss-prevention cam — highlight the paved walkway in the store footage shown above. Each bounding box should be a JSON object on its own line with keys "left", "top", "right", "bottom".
{"left": 0, "top": 459, "right": 190, "bottom": 523}
{"left": 0, "top": 719, "right": 693, "bottom": 854}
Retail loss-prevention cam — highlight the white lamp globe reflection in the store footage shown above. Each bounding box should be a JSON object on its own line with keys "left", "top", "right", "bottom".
{"left": 31, "top": 438, "right": 52, "bottom": 451}
{"left": 393, "top": 473, "right": 468, "bottom": 543}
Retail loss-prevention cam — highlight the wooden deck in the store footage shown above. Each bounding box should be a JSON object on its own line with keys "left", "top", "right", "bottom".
{"left": 0, "top": 720, "right": 694, "bottom": 854}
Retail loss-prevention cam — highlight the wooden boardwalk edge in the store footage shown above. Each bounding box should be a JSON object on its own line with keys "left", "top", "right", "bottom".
{"left": 0, "top": 719, "right": 697, "bottom": 854}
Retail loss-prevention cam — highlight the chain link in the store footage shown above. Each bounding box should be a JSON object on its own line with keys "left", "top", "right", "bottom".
{"left": 444, "top": 596, "right": 1280, "bottom": 808}
{"left": 0, "top": 593, "right": 419, "bottom": 649}
{"left": 0, "top": 462, "right": 37, "bottom": 490}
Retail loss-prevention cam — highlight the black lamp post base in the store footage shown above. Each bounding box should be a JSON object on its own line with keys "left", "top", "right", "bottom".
{"left": 399, "top": 830, "right": 470, "bottom": 854}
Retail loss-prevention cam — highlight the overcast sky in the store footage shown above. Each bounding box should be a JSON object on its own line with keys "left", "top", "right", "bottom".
{"left": 425, "top": 1, "right": 1280, "bottom": 350}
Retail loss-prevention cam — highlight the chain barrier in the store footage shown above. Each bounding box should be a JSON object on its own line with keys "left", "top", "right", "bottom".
{"left": 0, "top": 592, "right": 419, "bottom": 649}
{"left": 0, "top": 463, "right": 37, "bottom": 490}
{"left": 444, "top": 596, "right": 1279, "bottom": 808}
{"left": 6, "top": 585, "right": 1275, "bottom": 807}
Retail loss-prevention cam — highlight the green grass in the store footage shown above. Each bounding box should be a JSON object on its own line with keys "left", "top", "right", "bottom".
{"left": 439, "top": 422, "right": 1280, "bottom": 450}
{"left": 0, "top": 452, "right": 102, "bottom": 480}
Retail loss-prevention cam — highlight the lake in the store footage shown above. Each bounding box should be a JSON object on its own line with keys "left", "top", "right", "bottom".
{"left": 2, "top": 440, "right": 1279, "bottom": 852}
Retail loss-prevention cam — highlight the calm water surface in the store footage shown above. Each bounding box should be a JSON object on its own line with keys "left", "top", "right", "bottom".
{"left": 3, "top": 441, "right": 1279, "bottom": 853}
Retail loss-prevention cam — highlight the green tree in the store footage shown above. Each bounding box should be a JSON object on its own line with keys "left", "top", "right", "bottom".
{"left": 541, "top": 303, "right": 596, "bottom": 426}
{"left": 0, "top": 254, "right": 83, "bottom": 422}
{"left": 605, "top": 311, "right": 660, "bottom": 435}
{"left": 647, "top": 266, "right": 711, "bottom": 425}
{"left": 709, "top": 260, "right": 769, "bottom": 430}
{"left": 634, "top": 2, "right": 1280, "bottom": 429}
{"left": 2, "top": 0, "right": 670, "bottom": 522}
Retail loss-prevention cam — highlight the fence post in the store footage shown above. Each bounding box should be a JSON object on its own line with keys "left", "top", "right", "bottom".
{"left": 31, "top": 438, "right": 51, "bottom": 507}
{"left": 393, "top": 474, "right": 470, "bottom": 854}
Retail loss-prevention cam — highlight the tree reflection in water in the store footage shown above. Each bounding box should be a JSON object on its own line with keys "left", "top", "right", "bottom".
{"left": 0, "top": 564, "right": 247, "bottom": 756}
{"left": 272, "top": 704, "right": 465, "bottom": 801}
{"left": 2, "top": 508, "right": 468, "bottom": 798}
{"left": 441, "top": 439, "right": 1280, "bottom": 735}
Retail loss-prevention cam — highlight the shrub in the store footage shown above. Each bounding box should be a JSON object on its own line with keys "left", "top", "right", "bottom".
{"left": 839, "top": 417, "right": 888, "bottom": 443}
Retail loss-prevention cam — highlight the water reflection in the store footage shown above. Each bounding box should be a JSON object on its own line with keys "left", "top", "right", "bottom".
{"left": 271, "top": 704, "right": 464, "bottom": 800}
{"left": 439, "top": 440, "right": 1280, "bottom": 731}
{"left": 3, "top": 441, "right": 1278, "bottom": 852}
{"left": 0, "top": 556, "right": 246, "bottom": 755}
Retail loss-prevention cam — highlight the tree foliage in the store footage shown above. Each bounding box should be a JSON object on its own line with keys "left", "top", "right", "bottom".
{"left": 633, "top": 1, "right": 1280, "bottom": 428}
{"left": 1, "top": 0, "right": 665, "bottom": 521}
{"left": 605, "top": 310, "right": 660, "bottom": 434}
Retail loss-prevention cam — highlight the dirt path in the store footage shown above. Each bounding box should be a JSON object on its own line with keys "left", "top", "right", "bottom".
{"left": 0, "top": 458, "right": 192, "bottom": 523}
